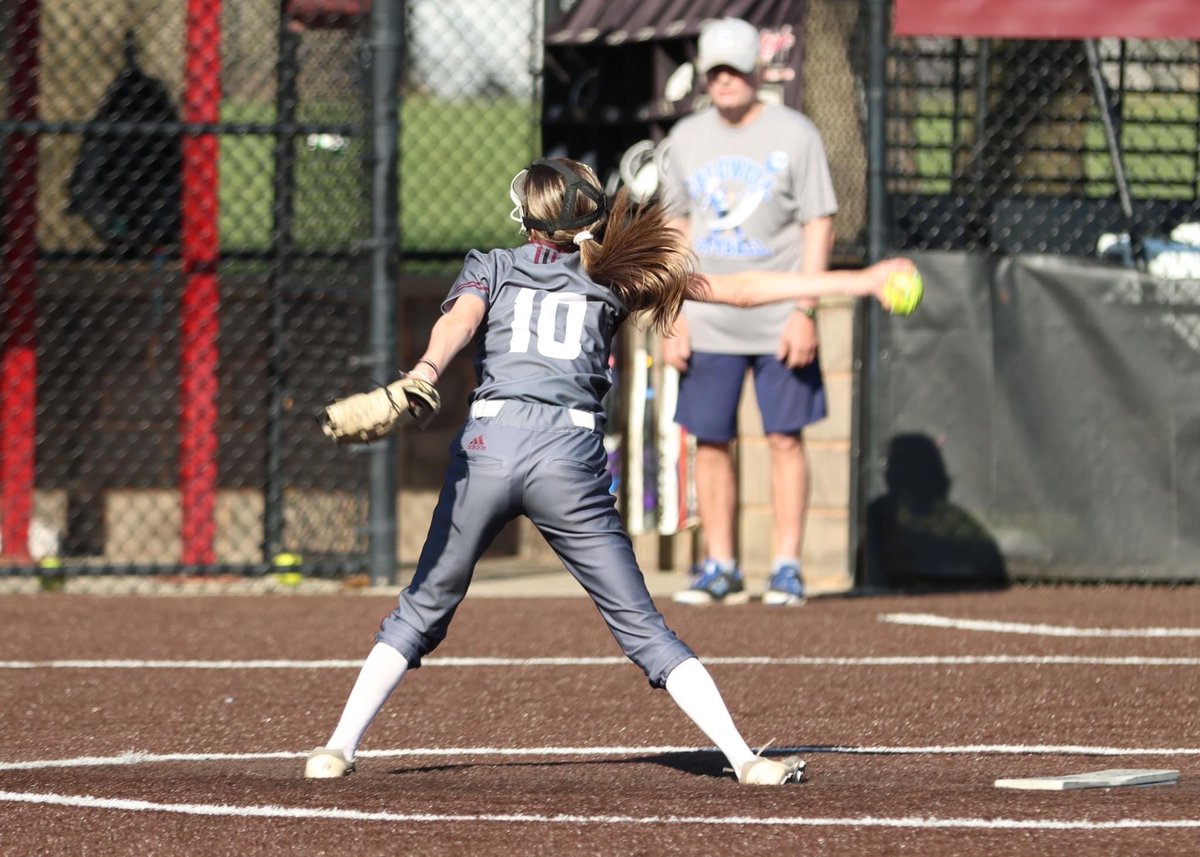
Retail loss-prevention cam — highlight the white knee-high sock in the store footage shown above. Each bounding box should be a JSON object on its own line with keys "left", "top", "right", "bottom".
{"left": 325, "top": 642, "right": 410, "bottom": 760}
{"left": 665, "top": 657, "right": 756, "bottom": 772}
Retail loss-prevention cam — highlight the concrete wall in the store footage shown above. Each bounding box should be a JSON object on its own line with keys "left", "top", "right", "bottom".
{"left": 733, "top": 298, "right": 856, "bottom": 593}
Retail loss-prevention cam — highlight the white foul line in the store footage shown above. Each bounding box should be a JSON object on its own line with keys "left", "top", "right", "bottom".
{"left": 882, "top": 613, "right": 1200, "bottom": 638}
{"left": 1, "top": 790, "right": 1198, "bottom": 830}
{"left": 3, "top": 743, "right": 1198, "bottom": 773}
{"left": 2, "top": 654, "right": 1200, "bottom": 670}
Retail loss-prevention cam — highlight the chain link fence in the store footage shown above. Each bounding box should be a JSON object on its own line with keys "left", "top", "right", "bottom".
{"left": 3, "top": 1, "right": 1197, "bottom": 585}
{"left": 0, "top": 0, "right": 539, "bottom": 585}
{"left": 887, "top": 36, "right": 1200, "bottom": 257}
{"left": 875, "top": 28, "right": 1200, "bottom": 584}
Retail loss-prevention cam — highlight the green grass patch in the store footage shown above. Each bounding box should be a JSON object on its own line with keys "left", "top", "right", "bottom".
{"left": 399, "top": 96, "right": 538, "bottom": 259}
{"left": 216, "top": 97, "right": 538, "bottom": 262}
{"left": 901, "top": 92, "right": 1200, "bottom": 198}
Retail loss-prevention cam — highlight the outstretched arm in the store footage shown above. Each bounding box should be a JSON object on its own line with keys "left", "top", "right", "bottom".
{"left": 663, "top": 216, "right": 694, "bottom": 372}
{"left": 695, "top": 258, "right": 916, "bottom": 310}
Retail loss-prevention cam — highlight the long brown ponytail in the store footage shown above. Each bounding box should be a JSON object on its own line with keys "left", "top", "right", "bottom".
{"left": 521, "top": 158, "right": 703, "bottom": 335}
{"left": 580, "top": 189, "right": 700, "bottom": 335}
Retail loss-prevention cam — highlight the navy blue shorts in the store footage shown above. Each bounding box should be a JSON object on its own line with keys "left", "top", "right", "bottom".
{"left": 674, "top": 352, "right": 826, "bottom": 443}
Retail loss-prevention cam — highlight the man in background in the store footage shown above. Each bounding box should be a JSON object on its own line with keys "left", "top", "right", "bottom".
{"left": 662, "top": 17, "right": 838, "bottom": 606}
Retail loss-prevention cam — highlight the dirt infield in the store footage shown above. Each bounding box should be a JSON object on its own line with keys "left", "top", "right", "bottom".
{"left": 2, "top": 584, "right": 1198, "bottom": 855}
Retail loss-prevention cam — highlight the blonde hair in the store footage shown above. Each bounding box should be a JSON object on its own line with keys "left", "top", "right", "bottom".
{"left": 522, "top": 158, "right": 702, "bottom": 335}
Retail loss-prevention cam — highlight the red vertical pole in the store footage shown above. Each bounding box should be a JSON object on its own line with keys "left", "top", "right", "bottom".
{"left": 0, "top": 0, "right": 41, "bottom": 562}
{"left": 180, "top": 0, "right": 222, "bottom": 565}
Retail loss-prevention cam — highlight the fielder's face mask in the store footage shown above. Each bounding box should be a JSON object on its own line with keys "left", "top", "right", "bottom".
{"left": 508, "top": 158, "right": 607, "bottom": 234}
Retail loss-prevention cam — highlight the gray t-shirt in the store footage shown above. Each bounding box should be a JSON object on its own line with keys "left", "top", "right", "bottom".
{"left": 442, "top": 241, "right": 628, "bottom": 411}
{"left": 662, "top": 102, "right": 838, "bottom": 354}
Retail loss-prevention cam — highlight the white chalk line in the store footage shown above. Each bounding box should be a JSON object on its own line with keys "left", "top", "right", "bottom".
{"left": 2, "top": 743, "right": 1198, "bottom": 773}
{"left": 3, "top": 654, "right": 1199, "bottom": 670}
{"left": 4, "top": 746, "right": 1194, "bottom": 832}
{"left": 0, "top": 790, "right": 1197, "bottom": 830}
{"left": 883, "top": 613, "right": 1200, "bottom": 638}
{"left": 5, "top": 613, "right": 1194, "bottom": 831}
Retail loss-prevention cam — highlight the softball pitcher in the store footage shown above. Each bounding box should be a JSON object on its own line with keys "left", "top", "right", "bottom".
{"left": 304, "top": 157, "right": 911, "bottom": 785}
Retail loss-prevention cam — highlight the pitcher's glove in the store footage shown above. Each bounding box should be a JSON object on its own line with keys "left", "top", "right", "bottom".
{"left": 320, "top": 374, "right": 441, "bottom": 445}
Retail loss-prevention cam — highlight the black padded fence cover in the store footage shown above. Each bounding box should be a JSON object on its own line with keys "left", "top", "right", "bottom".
{"left": 872, "top": 250, "right": 1200, "bottom": 583}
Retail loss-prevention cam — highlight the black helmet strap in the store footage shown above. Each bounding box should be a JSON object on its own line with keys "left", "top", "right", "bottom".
{"left": 520, "top": 158, "right": 607, "bottom": 233}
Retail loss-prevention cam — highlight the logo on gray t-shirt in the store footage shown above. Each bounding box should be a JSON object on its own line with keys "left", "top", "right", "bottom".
{"left": 688, "top": 152, "right": 790, "bottom": 259}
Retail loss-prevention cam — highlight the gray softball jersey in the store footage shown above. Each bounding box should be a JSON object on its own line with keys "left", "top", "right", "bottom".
{"left": 375, "top": 241, "right": 696, "bottom": 688}
{"left": 449, "top": 242, "right": 625, "bottom": 412}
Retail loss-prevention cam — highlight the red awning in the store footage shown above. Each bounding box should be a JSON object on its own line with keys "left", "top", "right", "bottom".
{"left": 894, "top": 0, "right": 1200, "bottom": 41}
{"left": 547, "top": 0, "right": 802, "bottom": 45}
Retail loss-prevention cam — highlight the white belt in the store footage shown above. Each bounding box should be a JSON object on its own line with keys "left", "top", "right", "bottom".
{"left": 469, "top": 399, "right": 596, "bottom": 431}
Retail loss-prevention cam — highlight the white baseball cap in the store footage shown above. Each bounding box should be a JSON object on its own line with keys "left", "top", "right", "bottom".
{"left": 696, "top": 18, "right": 761, "bottom": 75}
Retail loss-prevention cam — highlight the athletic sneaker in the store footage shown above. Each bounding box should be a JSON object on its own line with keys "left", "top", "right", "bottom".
{"left": 304, "top": 746, "right": 355, "bottom": 778}
{"left": 738, "top": 754, "right": 807, "bottom": 785}
{"left": 672, "top": 560, "right": 750, "bottom": 605}
{"left": 762, "top": 563, "right": 806, "bottom": 606}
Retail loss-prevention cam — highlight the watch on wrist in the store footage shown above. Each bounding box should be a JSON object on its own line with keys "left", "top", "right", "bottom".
{"left": 795, "top": 305, "right": 817, "bottom": 320}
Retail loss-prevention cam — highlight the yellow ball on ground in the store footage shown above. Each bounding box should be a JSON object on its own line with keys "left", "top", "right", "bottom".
{"left": 270, "top": 553, "right": 304, "bottom": 587}
{"left": 884, "top": 269, "right": 923, "bottom": 316}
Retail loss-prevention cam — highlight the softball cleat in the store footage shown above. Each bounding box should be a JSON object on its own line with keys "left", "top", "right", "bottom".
{"left": 737, "top": 754, "right": 806, "bottom": 785}
{"left": 304, "top": 746, "right": 355, "bottom": 778}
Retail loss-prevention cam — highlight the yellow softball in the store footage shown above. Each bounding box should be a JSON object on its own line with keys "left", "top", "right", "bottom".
{"left": 883, "top": 268, "right": 923, "bottom": 316}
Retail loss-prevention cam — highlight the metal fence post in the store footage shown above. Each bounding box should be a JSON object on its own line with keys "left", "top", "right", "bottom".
{"left": 852, "top": 0, "right": 890, "bottom": 591}
{"left": 365, "top": 0, "right": 404, "bottom": 586}
{"left": 265, "top": 7, "right": 300, "bottom": 566}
